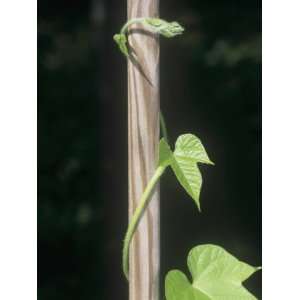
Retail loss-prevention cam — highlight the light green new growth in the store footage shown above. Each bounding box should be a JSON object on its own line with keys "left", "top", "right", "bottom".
{"left": 113, "top": 17, "right": 184, "bottom": 57}
{"left": 122, "top": 134, "right": 214, "bottom": 279}
{"left": 159, "top": 134, "right": 214, "bottom": 210}
{"left": 114, "top": 18, "right": 181, "bottom": 150}
{"left": 113, "top": 34, "right": 128, "bottom": 56}
{"left": 165, "top": 244, "right": 261, "bottom": 300}
{"left": 170, "top": 134, "right": 214, "bottom": 209}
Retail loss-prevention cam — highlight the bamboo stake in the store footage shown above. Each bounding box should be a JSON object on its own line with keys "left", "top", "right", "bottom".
{"left": 127, "top": 0, "right": 160, "bottom": 300}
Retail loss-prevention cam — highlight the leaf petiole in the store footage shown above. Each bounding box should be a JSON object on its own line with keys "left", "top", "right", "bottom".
{"left": 160, "top": 111, "right": 169, "bottom": 144}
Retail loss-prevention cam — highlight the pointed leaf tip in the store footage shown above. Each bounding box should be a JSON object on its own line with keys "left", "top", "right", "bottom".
{"left": 174, "top": 134, "right": 214, "bottom": 165}
{"left": 159, "top": 133, "right": 213, "bottom": 212}
{"left": 170, "top": 133, "right": 214, "bottom": 210}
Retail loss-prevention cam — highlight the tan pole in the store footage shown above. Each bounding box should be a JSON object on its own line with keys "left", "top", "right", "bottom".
{"left": 127, "top": 1, "right": 160, "bottom": 300}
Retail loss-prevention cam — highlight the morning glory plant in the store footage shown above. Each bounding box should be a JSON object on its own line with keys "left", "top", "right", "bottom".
{"left": 114, "top": 17, "right": 261, "bottom": 300}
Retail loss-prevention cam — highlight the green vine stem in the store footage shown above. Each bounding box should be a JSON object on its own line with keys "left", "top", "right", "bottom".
{"left": 114, "top": 17, "right": 261, "bottom": 299}
{"left": 120, "top": 17, "right": 184, "bottom": 38}
{"left": 120, "top": 18, "right": 146, "bottom": 35}
{"left": 114, "top": 17, "right": 182, "bottom": 141}
{"left": 115, "top": 16, "right": 184, "bottom": 280}
{"left": 122, "top": 165, "right": 166, "bottom": 280}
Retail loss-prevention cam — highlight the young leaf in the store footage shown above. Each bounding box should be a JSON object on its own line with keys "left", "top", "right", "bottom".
{"left": 170, "top": 155, "right": 203, "bottom": 210}
{"left": 144, "top": 18, "right": 184, "bottom": 38}
{"left": 113, "top": 18, "right": 184, "bottom": 57}
{"left": 113, "top": 33, "right": 129, "bottom": 57}
{"left": 158, "top": 134, "right": 213, "bottom": 210}
{"left": 165, "top": 244, "right": 261, "bottom": 300}
{"left": 171, "top": 134, "right": 214, "bottom": 210}
{"left": 174, "top": 134, "right": 214, "bottom": 165}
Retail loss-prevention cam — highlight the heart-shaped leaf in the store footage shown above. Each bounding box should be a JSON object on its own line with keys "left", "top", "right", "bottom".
{"left": 158, "top": 134, "right": 214, "bottom": 210}
{"left": 165, "top": 244, "right": 261, "bottom": 300}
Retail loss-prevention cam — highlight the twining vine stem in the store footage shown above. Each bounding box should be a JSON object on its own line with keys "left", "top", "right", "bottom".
{"left": 120, "top": 18, "right": 147, "bottom": 35}
{"left": 122, "top": 165, "right": 166, "bottom": 279}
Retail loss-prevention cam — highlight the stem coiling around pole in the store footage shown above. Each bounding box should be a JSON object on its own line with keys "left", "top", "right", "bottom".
{"left": 122, "top": 165, "right": 166, "bottom": 280}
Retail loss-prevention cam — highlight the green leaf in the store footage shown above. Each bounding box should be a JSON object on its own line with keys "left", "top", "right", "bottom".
{"left": 172, "top": 134, "right": 214, "bottom": 210}
{"left": 144, "top": 18, "right": 184, "bottom": 38}
{"left": 170, "top": 155, "right": 203, "bottom": 210}
{"left": 174, "top": 134, "right": 214, "bottom": 165}
{"left": 158, "top": 134, "right": 214, "bottom": 210}
{"left": 114, "top": 18, "right": 184, "bottom": 59}
{"left": 165, "top": 244, "right": 261, "bottom": 300}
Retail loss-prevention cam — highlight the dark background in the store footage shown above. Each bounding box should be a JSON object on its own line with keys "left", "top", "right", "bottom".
{"left": 38, "top": 0, "right": 261, "bottom": 299}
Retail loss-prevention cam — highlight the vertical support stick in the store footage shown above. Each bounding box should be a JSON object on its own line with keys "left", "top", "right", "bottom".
{"left": 127, "top": 1, "right": 160, "bottom": 300}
